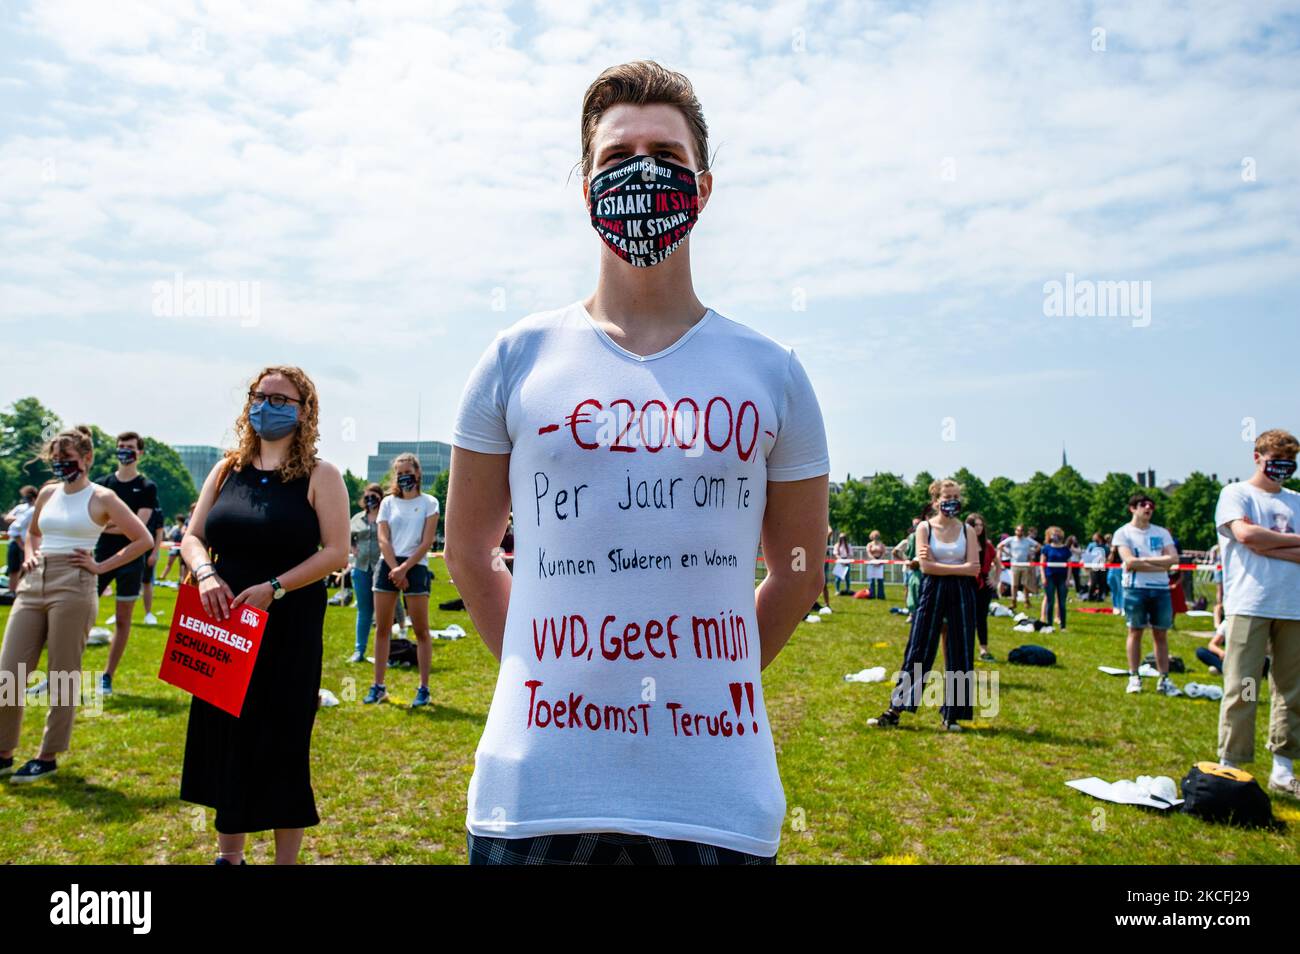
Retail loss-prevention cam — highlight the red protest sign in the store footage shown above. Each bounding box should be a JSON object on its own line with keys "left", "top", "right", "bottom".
{"left": 158, "top": 583, "right": 266, "bottom": 717}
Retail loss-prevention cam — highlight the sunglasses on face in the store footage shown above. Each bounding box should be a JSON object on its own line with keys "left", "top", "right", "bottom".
{"left": 249, "top": 390, "right": 303, "bottom": 408}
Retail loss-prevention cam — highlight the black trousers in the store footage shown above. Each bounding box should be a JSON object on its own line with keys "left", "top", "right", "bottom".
{"left": 891, "top": 573, "right": 978, "bottom": 722}
{"left": 974, "top": 583, "right": 992, "bottom": 648}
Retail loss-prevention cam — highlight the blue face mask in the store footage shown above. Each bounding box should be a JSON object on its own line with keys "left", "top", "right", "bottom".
{"left": 249, "top": 400, "right": 299, "bottom": 441}
{"left": 397, "top": 474, "right": 419, "bottom": 492}
{"left": 115, "top": 448, "right": 138, "bottom": 464}
{"left": 940, "top": 499, "right": 962, "bottom": 517}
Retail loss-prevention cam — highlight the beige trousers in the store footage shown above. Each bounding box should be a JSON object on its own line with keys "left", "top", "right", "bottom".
{"left": 0, "top": 553, "right": 98, "bottom": 755}
{"left": 1217, "top": 614, "right": 1300, "bottom": 764}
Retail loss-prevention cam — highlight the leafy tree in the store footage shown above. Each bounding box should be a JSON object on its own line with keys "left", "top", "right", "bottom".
{"left": 1015, "top": 471, "right": 1073, "bottom": 537}
{"left": 907, "top": 470, "right": 934, "bottom": 511}
{"left": 0, "top": 397, "right": 60, "bottom": 491}
{"left": 830, "top": 477, "right": 871, "bottom": 543}
{"left": 1050, "top": 465, "right": 1094, "bottom": 540}
{"left": 951, "top": 467, "right": 990, "bottom": 522}
{"left": 86, "top": 426, "right": 196, "bottom": 519}
{"left": 1165, "top": 472, "right": 1222, "bottom": 551}
{"left": 862, "top": 472, "right": 915, "bottom": 542}
{"left": 431, "top": 468, "right": 449, "bottom": 517}
{"left": 984, "top": 477, "right": 1018, "bottom": 537}
{"left": 342, "top": 468, "right": 367, "bottom": 507}
{"left": 1088, "top": 472, "right": 1140, "bottom": 538}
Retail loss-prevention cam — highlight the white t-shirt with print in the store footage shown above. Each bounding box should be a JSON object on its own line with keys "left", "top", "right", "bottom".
{"left": 1215, "top": 481, "right": 1300, "bottom": 620}
{"left": 452, "top": 302, "right": 829, "bottom": 856}
{"left": 377, "top": 492, "right": 439, "bottom": 559}
{"left": 1112, "top": 522, "right": 1175, "bottom": 589}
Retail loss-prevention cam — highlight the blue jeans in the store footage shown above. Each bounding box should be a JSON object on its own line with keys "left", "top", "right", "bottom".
{"left": 1107, "top": 569, "right": 1124, "bottom": 610}
{"left": 1042, "top": 575, "right": 1068, "bottom": 627}
{"left": 352, "top": 565, "right": 375, "bottom": 655}
{"left": 870, "top": 578, "right": 885, "bottom": 600}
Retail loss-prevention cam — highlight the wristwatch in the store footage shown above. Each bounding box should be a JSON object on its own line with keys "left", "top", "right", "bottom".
{"left": 269, "top": 577, "right": 286, "bottom": 600}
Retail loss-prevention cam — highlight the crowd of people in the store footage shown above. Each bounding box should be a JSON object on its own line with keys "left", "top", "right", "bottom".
{"left": 0, "top": 60, "right": 1295, "bottom": 870}
{"left": 834, "top": 429, "right": 1300, "bottom": 803}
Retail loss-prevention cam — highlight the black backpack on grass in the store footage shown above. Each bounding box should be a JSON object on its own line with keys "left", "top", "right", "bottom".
{"left": 1007, "top": 644, "right": 1056, "bottom": 666}
{"left": 1144, "top": 652, "right": 1185, "bottom": 673}
{"left": 387, "top": 638, "right": 419, "bottom": 667}
{"left": 1179, "top": 762, "right": 1276, "bottom": 829}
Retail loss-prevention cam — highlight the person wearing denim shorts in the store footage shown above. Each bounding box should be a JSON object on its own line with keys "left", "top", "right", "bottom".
{"left": 1113, "top": 493, "right": 1179, "bottom": 696}
{"left": 363, "top": 453, "right": 439, "bottom": 709}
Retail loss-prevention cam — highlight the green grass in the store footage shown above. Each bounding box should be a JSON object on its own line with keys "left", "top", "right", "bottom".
{"left": 1, "top": 566, "right": 1297, "bottom": 864}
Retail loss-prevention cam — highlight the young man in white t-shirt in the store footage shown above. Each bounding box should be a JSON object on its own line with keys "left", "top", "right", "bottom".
{"left": 1113, "top": 492, "right": 1180, "bottom": 696}
{"left": 1213, "top": 428, "right": 1300, "bottom": 798}
{"left": 445, "top": 61, "right": 829, "bottom": 864}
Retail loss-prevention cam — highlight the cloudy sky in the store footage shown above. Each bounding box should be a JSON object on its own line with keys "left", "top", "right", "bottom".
{"left": 2, "top": 0, "right": 1297, "bottom": 485}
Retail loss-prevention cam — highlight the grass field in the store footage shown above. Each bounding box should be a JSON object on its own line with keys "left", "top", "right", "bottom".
{"left": 1, "top": 561, "right": 1297, "bottom": 865}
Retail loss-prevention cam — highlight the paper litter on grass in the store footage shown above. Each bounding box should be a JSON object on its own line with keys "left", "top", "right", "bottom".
{"left": 1066, "top": 776, "right": 1183, "bottom": 809}
{"left": 1097, "top": 664, "right": 1161, "bottom": 677}
{"left": 844, "top": 667, "right": 887, "bottom": 683}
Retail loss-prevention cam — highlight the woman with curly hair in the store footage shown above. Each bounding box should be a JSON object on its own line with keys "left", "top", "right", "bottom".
{"left": 178, "top": 366, "right": 349, "bottom": 864}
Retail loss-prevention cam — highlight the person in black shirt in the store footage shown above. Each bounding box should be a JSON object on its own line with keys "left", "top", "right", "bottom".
{"left": 95, "top": 431, "right": 158, "bottom": 695}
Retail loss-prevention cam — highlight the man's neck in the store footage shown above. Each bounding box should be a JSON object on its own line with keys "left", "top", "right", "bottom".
{"left": 584, "top": 246, "right": 707, "bottom": 355}
{"left": 1131, "top": 516, "right": 1151, "bottom": 530}
{"left": 115, "top": 464, "right": 138, "bottom": 481}
{"left": 1247, "top": 471, "right": 1283, "bottom": 494}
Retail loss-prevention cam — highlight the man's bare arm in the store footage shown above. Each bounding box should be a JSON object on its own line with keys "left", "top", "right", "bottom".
{"left": 755, "top": 475, "right": 829, "bottom": 671}
{"left": 444, "top": 446, "right": 512, "bottom": 662}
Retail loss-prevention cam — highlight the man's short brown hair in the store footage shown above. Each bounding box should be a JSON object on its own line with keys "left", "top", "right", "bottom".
{"left": 1255, "top": 428, "right": 1299, "bottom": 459}
{"left": 116, "top": 430, "right": 143, "bottom": 450}
{"left": 580, "top": 60, "right": 709, "bottom": 176}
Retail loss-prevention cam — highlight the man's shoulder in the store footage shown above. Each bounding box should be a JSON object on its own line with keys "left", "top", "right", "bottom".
{"left": 495, "top": 304, "right": 581, "bottom": 345}
{"left": 701, "top": 310, "right": 795, "bottom": 362}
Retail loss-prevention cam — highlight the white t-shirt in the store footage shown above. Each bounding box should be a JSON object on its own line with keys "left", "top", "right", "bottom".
{"left": 377, "top": 492, "right": 439, "bottom": 559}
{"left": 6, "top": 502, "right": 34, "bottom": 540}
{"left": 452, "top": 302, "right": 829, "bottom": 856}
{"left": 1112, "top": 522, "right": 1175, "bottom": 589}
{"left": 1214, "top": 481, "right": 1300, "bottom": 620}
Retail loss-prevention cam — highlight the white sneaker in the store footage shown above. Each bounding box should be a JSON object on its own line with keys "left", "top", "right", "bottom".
{"left": 1156, "top": 675, "right": 1182, "bottom": 697}
{"left": 1112, "top": 608, "right": 1123, "bottom": 616}
{"left": 818, "top": 606, "right": 832, "bottom": 615}
{"left": 143, "top": 612, "right": 158, "bottom": 626}
{"left": 804, "top": 614, "right": 821, "bottom": 623}
{"left": 1126, "top": 675, "right": 1142, "bottom": 694}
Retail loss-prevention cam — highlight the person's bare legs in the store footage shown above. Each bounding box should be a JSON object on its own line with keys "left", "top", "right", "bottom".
{"left": 1126, "top": 627, "right": 1145, "bottom": 672}
{"left": 372, "top": 590, "right": 399, "bottom": 688}
{"left": 217, "top": 832, "right": 246, "bottom": 864}
{"left": 407, "top": 594, "right": 432, "bottom": 690}
{"left": 274, "top": 828, "right": 304, "bottom": 864}
{"left": 1150, "top": 628, "right": 1170, "bottom": 673}
{"left": 103, "top": 600, "right": 134, "bottom": 678}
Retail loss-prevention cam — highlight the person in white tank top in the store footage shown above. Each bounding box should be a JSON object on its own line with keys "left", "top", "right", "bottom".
{"left": 869, "top": 478, "right": 982, "bottom": 732}
{"left": 0, "top": 427, "right": 152, "bottom": 783}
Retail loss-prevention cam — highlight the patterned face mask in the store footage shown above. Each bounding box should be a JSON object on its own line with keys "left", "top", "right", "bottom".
{"left": 51, "top": 458, "right": 81, "bottom": 482}
{"left": 588, "top": 155, "right": 700, "bottom": 268}
{"left": 115, "top": 447, "right": 138, "bottom": 464}
{"left": 939, "top": 499, "right": 962, "bottom": 517}
{"left": 1264, "top": 458, "right": 1297, "bottom": 483}
{"left": 397, "top": 474, "right": 419, "bottom": 492}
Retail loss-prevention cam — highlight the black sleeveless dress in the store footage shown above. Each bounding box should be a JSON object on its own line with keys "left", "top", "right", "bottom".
{"left": 180, "top": 464, "right": 326, "bottom": 833}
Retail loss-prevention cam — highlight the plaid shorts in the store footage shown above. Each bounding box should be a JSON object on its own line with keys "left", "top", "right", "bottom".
{"left": 466, "top": 831, "right": 776, "bottom": 865}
